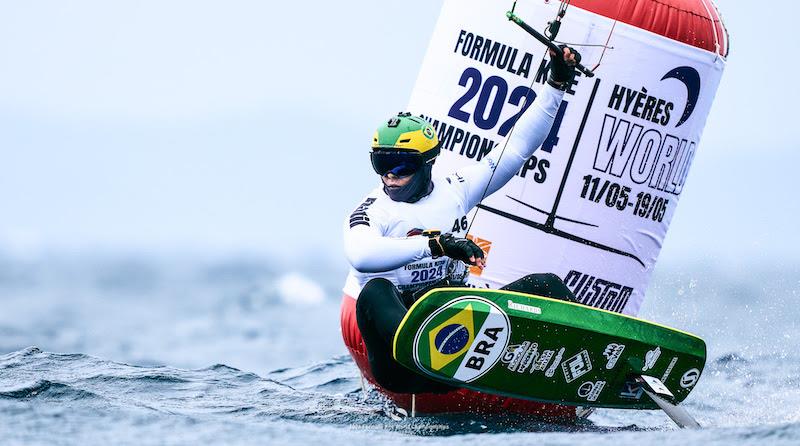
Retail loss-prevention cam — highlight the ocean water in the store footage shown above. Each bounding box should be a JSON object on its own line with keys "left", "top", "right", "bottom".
{"left": 0, "top": 251, "right": 798, "bottom": 445}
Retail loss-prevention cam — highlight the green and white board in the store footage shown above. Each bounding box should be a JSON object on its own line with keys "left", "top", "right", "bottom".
{"left": 393, "top": 288, "right": 706, "bottom": 409}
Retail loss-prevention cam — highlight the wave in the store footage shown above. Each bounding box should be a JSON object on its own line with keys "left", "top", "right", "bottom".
{"left": 0, "top": 347, "right": 648, "bottom": 437}
{"left": 0, "top": 252, "right": 799, "bottom": 443}
{"left": 0, "top": 380, "right": 101, "bottom": 401}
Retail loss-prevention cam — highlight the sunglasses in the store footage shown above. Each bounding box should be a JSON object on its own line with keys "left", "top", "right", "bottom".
{"left": 370, "top": 151, "right": 425, "bottom": 177}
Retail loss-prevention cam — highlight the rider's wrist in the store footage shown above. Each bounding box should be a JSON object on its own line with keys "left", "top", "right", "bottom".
{"left": 423, "top": 229, "right": 444, "bottom": 258}
{"left": 547, "top": 78, "right": 568, "bottom": 91}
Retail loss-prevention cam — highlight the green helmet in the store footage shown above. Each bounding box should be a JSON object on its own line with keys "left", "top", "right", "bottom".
{"left": 370, "top": 113, "right": 440, "bottom": 176}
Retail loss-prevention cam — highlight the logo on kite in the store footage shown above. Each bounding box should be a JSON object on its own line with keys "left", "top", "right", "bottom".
{"left": 466, "top": 234, "right": 492, "bottom": 276}
{"left": 661, "top": 66, "right": 701, "bottom": 127}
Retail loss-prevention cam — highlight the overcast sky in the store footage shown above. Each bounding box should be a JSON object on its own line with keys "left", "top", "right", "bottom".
{"left": 0, "top": 0, "right": 797, "bottom": 266}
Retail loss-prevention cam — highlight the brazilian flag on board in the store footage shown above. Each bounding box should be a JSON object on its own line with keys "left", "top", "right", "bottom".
{"left": 412, "top": 296, "right": 510, "bottom": 383}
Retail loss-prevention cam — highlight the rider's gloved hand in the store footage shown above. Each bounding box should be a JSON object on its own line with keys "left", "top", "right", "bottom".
{"left": 548, "top": 44, "right": 581, "bottom": 90}
{"left": 427, "top": 232, "right": 485, "bottom": 268}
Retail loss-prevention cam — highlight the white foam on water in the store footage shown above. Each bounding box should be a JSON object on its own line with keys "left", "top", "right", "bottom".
{"left": 276, "top": 273, "right": 325, "bottom": 306}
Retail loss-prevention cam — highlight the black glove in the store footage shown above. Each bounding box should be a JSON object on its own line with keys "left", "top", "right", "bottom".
{"left": 548, "top": 44, "right": 581, "bottom": 90}
{"left": 428, "top": 232, "right": 485, "bottom": 264}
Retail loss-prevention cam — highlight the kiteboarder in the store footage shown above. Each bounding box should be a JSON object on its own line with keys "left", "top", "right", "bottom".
{"left": 343, "top": 47, "right": 581, "bottom": 394}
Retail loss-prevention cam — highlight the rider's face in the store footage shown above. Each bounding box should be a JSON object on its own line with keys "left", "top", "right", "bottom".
{"left": 381, "top": 172, "right": 414, "bottom": 189}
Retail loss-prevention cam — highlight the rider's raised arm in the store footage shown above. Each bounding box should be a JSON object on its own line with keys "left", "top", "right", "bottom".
{"left": 453, "top": 83, "right": 565, "bottom": 210}
{"left": 343, "top": 200, "right": 430, "bottom": 273}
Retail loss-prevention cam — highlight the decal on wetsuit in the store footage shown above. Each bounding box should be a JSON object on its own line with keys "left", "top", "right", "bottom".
{"left": 349, "top": 198, "right": 376, "bottom": 228}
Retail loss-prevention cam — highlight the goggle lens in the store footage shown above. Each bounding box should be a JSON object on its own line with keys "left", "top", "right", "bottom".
{"left": 370, "top": 151, "right": 424, "bottom": 177}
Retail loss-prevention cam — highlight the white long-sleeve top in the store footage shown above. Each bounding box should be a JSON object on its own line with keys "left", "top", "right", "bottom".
{"left": 343, "top": 84, "right": 565, "bottom": 298}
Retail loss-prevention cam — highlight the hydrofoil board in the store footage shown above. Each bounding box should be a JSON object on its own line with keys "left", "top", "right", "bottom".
{"left": 393, "top": 288, "right": 705, "bottom": 410}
